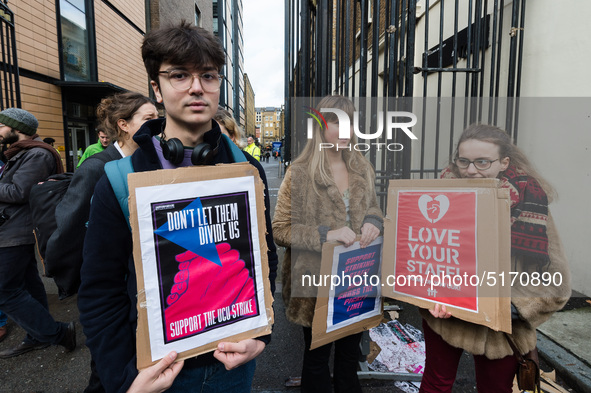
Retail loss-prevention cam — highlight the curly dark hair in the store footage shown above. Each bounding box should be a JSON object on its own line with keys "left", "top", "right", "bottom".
{"left": 96, "top": 92, "right": 154, "bottom": 141}
{"left": 142, "top": 21, "right": 226, "bottom": 84}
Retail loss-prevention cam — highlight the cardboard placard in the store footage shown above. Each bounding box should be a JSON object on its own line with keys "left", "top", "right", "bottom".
{"left": 382, "top": 179, "right": 511, "bottom": 333}
{"left": 311, "top": 237, "right": 383, "bottom": 350}
{"left": 128, "top": 163, "right": 274, "bottom": 369}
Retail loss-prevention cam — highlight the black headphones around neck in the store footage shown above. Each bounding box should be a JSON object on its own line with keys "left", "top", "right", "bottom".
{"left": 159, "top": 121, "right": 221, "bottom": 166}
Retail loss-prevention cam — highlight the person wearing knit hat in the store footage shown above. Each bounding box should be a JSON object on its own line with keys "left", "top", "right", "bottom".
{"left": 0, "top": 108, "right": 39, "bottom": 137}
{"left": 0, "top": 107, "right": 75, "bottom": 359}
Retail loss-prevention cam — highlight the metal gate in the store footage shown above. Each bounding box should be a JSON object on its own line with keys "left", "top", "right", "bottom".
{"left": 0, "top": 1, "right": 20, "bottom": 110}
{"left": 285, "top": 0, "right": 525, "bottom": 206}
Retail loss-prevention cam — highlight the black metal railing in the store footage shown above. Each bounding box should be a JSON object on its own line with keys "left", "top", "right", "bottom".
{"left": 285, "top": 0, "right": 525, "bottom": 207}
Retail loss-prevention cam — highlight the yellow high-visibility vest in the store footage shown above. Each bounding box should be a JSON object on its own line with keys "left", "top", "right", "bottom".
{"left": 244, "top": 144, "right": 261, "bottom": 161}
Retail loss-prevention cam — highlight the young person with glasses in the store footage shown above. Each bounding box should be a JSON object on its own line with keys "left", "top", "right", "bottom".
{"left": 418, "top": 124, "right": 571, "bottom": 393}
{"left": 78, "top": 23, "right": 277, "bottom": 393}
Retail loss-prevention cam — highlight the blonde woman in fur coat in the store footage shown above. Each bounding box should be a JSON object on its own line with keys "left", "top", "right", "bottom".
{"left": 420, "top": 124, "right": 571, "bottom": 393}
{"left": 273, "top": 95, "right": 383, "bottom": 393}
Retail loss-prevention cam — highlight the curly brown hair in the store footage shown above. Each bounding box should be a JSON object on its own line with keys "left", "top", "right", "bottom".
{"left": 96, "top": 92, "right": 154, "bottom": 141}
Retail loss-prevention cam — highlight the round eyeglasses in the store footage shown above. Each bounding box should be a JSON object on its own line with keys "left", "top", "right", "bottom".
{"left": 454, "top": 157, "right": 499, "bottom": 170}
{"left": 158, "top": 70, "right": 223, "bottom": 92}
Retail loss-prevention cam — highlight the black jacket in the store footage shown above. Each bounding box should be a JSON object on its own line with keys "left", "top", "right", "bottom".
{"left": 0, "top": 139, "right": 57, "bottom": 247}
{"left": 78, "top": 118, "right": 277, "bottom": 393}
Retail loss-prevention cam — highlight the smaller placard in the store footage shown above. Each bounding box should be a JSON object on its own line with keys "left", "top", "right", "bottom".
{"left": 311, "top": 237, "right": 383, "bottom": 350}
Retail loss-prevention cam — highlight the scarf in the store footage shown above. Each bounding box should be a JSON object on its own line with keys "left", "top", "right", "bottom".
{"left": 500, "top": 166, "right": 550, "bottom": 265}
{"left": 441, "top": 165, "right": 550, "bottom": 266}
{"left": 4, "top": 134, "right": 64, "bottom": 174}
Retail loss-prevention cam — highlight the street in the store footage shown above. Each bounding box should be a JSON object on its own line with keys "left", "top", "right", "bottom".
{"left": 0, "top": 158, "right": 576, "bottom": 392}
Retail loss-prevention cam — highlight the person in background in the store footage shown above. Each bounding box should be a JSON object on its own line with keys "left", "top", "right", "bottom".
{"left": 46, "top": 91, "right": 158, "bottom": 298}
{"left": 77, "top": 128, "right": 111, "bottom": 168}
{"left": 272, "top": 95, "right": 382, "bottom": 393}
{"left": 213, "top": 108, "right": 246, "bottom": 148}
{"left": 0, "top": 108, "right": 75, "bottom": 359}
{"left": 419, "top": 124, "right": 571, "bottom": 393}
{"left": 45, "top": 91, "right": 157, "bottom": 393}
{"left": 0, "top": 117, "right": 12, "bottom": 344}
{"left": 244, "top": 135, "right": 261, "bottom": 161}
{"left": 0, "top": 143, "right": 7, "bottom": 164}
{"left": 43, "top": 137, "right": 55, "bottom": 146}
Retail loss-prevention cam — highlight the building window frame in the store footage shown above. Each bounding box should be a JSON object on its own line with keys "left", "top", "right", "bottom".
{"left": 56, "top": 0, "right": 98, "bottom": 82}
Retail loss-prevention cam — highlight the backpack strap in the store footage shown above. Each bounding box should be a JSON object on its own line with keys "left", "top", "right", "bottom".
{"left": 104, "top": 156, "right": 134, "bottom": 230}
{"left": 103, "top": 138, "right": 241, "bottom": 230}
{"left": 222, "top": 134, "right": 247, "bottom": 163}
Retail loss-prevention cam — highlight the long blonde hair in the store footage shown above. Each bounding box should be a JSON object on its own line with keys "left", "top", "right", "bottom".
{"left": 213, "top": 108, "right": 246, "bottom": 149}
{"left": 293, "top": 95, "right": 374, "bottom": 194}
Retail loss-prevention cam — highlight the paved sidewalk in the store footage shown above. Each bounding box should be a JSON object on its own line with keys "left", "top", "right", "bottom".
{"left": 537, "top": 295, "right": 591, "bottom": 393}
{"left": 0, "top": 159, "right": 585, "bottom": 392}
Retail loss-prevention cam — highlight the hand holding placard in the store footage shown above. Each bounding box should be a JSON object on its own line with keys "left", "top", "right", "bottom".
{"left": 214, "top": 339, "right": 265, "bottom": 370}
{"left": 127, "top": 351, "right": 184, "bottom": 393}
{"left": 359, "top": 223, "right": 380, "bottom": 248}
{"left": 429, "top": 304, "right": 452, "bottom": 319}
{"left": 327, "top": 226, "right": 356, "bottom": 247}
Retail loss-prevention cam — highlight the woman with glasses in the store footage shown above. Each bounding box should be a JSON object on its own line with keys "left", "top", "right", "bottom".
{"left": 418, "top": 124, "right": 571, "bottom": 393}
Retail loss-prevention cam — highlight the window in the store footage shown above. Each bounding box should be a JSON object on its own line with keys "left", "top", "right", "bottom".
{"left": 213, "top": 1, "right": 219, "bottom": 36}
{"left": 60, "top": 0, "right": 91, "bottom": 81}
{"left": 195, "top": 5, "right": 201, "bottom": 27}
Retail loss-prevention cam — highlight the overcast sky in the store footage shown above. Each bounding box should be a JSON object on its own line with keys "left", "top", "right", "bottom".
{"left": 243, "top": 1, "right": 285, "bottom": 109}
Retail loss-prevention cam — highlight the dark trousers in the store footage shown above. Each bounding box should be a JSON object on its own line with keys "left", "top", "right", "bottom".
{"left": 0, "top": 244, "right": 66, "bottom": 344}
{"left": 301, "top": 327, "right": 362, "bottom": 393}
{"left": 168, "top": 359, "right": 255, "bottom": 392}
{"left": 83, "top": 359, "right": 105, "bottom": 393}
{"left": 419, "top": 319, "right": 519, "bottom": 393}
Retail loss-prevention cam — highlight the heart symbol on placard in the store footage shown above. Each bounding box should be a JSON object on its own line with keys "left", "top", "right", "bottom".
{"left": 418, "top": 194, "right": 450, "bottom": 223}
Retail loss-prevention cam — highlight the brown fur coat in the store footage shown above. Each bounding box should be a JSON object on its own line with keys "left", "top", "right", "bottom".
{"left": 272, "top": 156, "right": 383, "bottom": 327}
{"left": 421, "top": 213, "right": 571, "bottom": 358}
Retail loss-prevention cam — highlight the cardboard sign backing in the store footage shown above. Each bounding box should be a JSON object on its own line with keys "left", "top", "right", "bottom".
{"left": 128, "top": 163, "right": 274, "bottom": 369}
{"left": 382, "top": 179, "right": 511, "bottom": 333}
{"left": 311, "top": 237, "right": 384, "bottom": 350}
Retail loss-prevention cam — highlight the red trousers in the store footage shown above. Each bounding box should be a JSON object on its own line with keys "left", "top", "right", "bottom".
{"left": 419, "top": 319, "right": 519, "bottom": 393}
